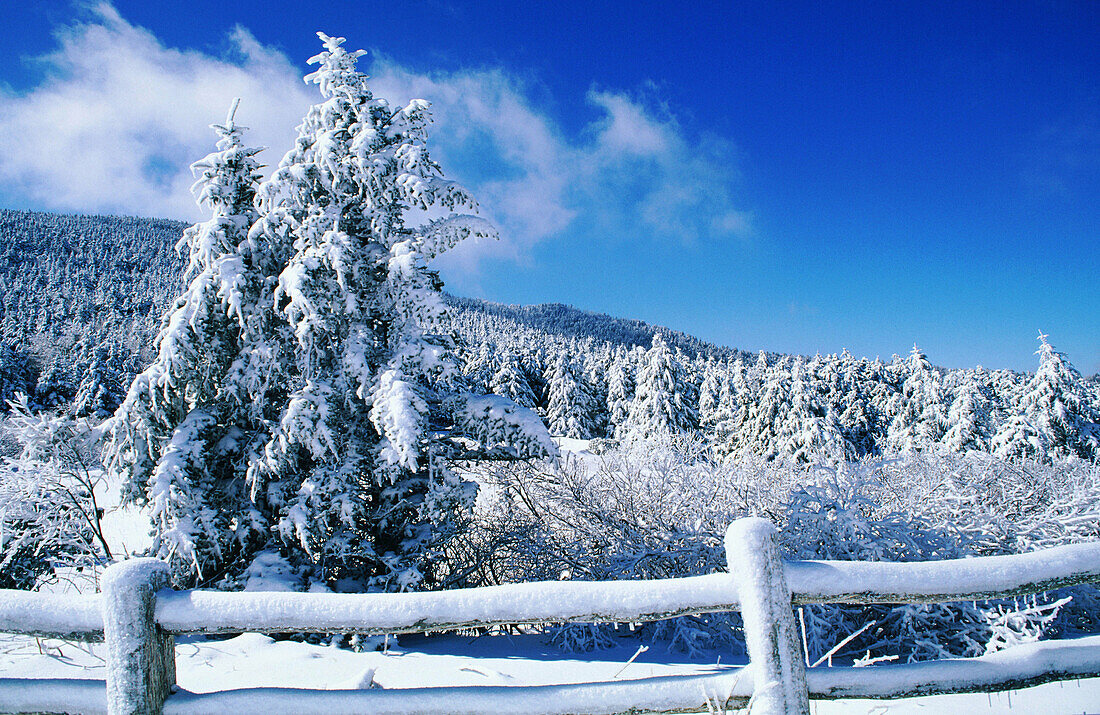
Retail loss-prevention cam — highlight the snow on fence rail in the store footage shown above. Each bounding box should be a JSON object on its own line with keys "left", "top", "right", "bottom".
{"left": 0, "top": 517, "right": 1098, "bottom": 714}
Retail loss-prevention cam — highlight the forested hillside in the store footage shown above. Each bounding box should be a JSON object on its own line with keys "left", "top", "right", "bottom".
{"left": 1, "top": 208, "right": 1097, "bottom": 462}
{"left": 0, "top": 209, "right": 187, "bottom": 413}
{"left": 445, "top": 295, "right": 750, "bottom": 362}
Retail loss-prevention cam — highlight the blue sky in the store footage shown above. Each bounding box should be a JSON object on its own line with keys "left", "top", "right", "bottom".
{"left": 1, "top": 1, "right": 1096, "bottom": 373}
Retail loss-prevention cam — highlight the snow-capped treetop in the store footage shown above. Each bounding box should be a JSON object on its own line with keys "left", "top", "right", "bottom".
{"left": 623, "top": 334, "right": 699, "bottom": 439}
{"left": 1021, "top": 332, "right": 1100, "bottom": 460}
{"left": 305, "top": 33, "right": 369, "bottom": 99}
{"left": 104, "top": 102, "right": 267, "bottom": 579}
{"left": 189, "top": 99, "right": 263, "bottom": 225}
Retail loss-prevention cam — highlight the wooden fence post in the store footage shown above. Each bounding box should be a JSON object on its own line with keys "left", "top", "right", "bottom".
{"left": 726, "top": 518, "right": 810, "bottom": 715}
{"left": 102, "top": 559, "right": 176, "bottom": 715}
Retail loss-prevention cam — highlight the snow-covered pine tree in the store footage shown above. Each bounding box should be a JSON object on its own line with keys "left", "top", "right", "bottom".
{"left": 0, "top": 342, "right": 34, "bottom": 408}
{"left": 864, "top": 357, "right": 897, "bottom": 454}
{"left": 104, "top": 99, "right": 268, "bottom": 581}
{"left": 544, "top": 352, "right": 598, "bottom": 439}
{"left": 886, "top": 345, "right": 947, "bottom": 453}
{"left": 734, "top": 357, "right": 792, "bottom": 459}
{"left": 489, "top": 350, "right": 537, "bottom": 408}
{"left": 582, "top": 345, "right": 611, "bottom": 437}
{"left": 697, "top": 358, "right": 725, "bottom": 430}
{"left": 808, "top": 353, "right": 843, "bottom": 414}
{"left": 941, "top": 368, "right": 994, "bottom": 453}
{"left": 776, "top": 359, "right": 850, "bottom": 463}
{"left": 462, "top": 340, "right": 495, "bottom": 394}
{"left": 837, "top": 354, "right": 880, "bottom": 457}
{"left": 987, "top": 367, "right": 1023, "bottom": 429}
{"left": 622, "top": 334, "right": 699, "bottom": 439}
{"left": 241, "top": 34, "right": 553, "bottom": 591}
{"left": 605, "top": 347, "right": 635, "bottom": 438}
{"left": 33, "top": 356, "right": 76, "bottom": 410}
{"left": 748, "top": 350, "right": 769, "bottom": 384}
{"left": 915, "top": 372, "right": 949, "bottom": 447}
{"left": 990, "top": 414, "right": 1044, "bottom": 461}
{"left": 72, "top": 343, "right": 125, "bottom": 418}
{"left": 1018, "top": 332, "right": 1099, "bottom": 461}
{"left": 710, "top": 358, "right": 747, "bottom": 455}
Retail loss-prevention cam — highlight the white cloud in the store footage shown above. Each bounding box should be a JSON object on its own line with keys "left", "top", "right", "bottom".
{"left": 0, "top": 3, "right": 313, "bottom": 220}
{"left": 0, "top": 3, "right": 752, "bottom": 271}
{"left": 370, "top": 68, "right": 754, "bottom": 273}
{"left": 586, "top": 89, "right": 671, "bottom": 156}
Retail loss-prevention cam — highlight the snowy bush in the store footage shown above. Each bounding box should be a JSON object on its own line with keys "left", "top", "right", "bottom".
{"left": 784, "top": 461, "right": 1036, "bottom": 663}
{"left": 780, "top": 455, "right": 1100, "bottom": 663}
{"left": 466, "top": 437, "right": 1100, "bottom": 660}
{"left": 0, "top": 395, "right": 111, "bottom": 588}
{"left": 464, "top": 434, "right": 760, "bottom": 654}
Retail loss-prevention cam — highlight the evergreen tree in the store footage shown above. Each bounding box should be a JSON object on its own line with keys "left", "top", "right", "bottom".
{"left": 887, "top": 345, "right": 947, "bottom": 453}
{"left": 697, "top": 358, "right": 725, "bottom": 430}
{"left": 582, "top": 345, "right": 611, "bottom": 437}
{"left": 711, "top": 358, "right": 747, "bottom": 455}
{"left": 988, "top": 368, "right": 1023, "bottom": 428}
{"left": 836, "top": 355, "right": 879, "bottom": 457}
{"left": 72, "top": 343, "right": 125, "bottom": 418}
{"left": 105, "top": 36, "right": 554, "bottom": 590}
{"left": 253, "top": 34, "right": 555, "bottom": 590}
{"left": 776, "top": 360, "right": 850, "bottom": 463}
{"left": 941, "top": 368, "right": 994, "bottom": 453}
{"left": 1019, "top": 332, "right": 1099, "bottom": 460}
{"left": 544, "top": 353, "right": 598, "bottom": 439}
{"left": 33, "top": 356, "right": 76, "bottom": 410}
{"left": 991, "top": 414, "right": 1044, "bottom": 461}
{"left": 489, "top": 350, "right": 536, "bottom": 408}
{"left": 623, "top": 334, "right": 699, "bottom": 438}
{"left": 748, "top": 350, "right": 769, "bottom": 384}
{"left": 605, "top": 347, "right": 635, "bottom": 438}
{"left": 737, "top": 358, "right": 794, "bottom": 458}
{"left": 0, "top": 342, "right": 34, "bottom": 407}
{"left": 104, "top": 99, "right": 268, "bottom": 580}
{"left": 462, "top": 340, "right": 494, "bottom": 394}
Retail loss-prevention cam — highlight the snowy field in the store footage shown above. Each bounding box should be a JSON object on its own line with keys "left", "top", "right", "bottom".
{"left": 0, "top": 630, "right": 1098, "bottom": 713}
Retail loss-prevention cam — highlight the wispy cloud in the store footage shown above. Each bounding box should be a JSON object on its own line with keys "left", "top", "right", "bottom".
{"left": 1021, "top": 108, "right": 1100, "bottom": 199}
{"left": 0, "top": 3, "right": 752, "bottom": 271}
{"left": 0, "top": 3, "right": 314, "bottom": 220}
{"left": 787, "top": 301, "right": 820, "bottom": 318}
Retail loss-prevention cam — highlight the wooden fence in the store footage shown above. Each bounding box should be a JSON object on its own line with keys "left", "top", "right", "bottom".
{"left": 0, "top": 517, "right": 1099, "bottom": 714}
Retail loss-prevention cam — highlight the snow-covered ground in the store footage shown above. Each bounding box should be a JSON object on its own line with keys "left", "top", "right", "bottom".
{"left": 1, "top": 446, "right": 1098, "bottom": 713}
{"left": 0, "top": 630, "right": 1098, "bottom": 713}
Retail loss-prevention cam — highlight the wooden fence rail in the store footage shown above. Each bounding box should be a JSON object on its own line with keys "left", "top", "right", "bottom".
{"left": 1, "top": 517, "right": 1098, "bottom": 714}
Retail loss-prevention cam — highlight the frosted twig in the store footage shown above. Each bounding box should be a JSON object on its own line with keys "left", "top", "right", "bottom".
{"left": 798, "top": 607, "right": 810, "bottom": 667}
{"left": 810, "top": 620, "right": 877, "bottom": 668}
{"left": 612, "top": 644, "right": 649, "bottom": 679}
